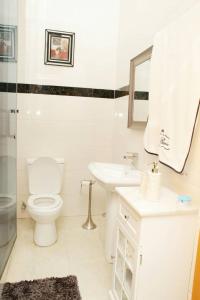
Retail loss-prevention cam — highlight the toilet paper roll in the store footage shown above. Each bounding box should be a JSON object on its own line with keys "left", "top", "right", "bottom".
{"left": 146, "top": 171, "right": 161, "bottom": 201}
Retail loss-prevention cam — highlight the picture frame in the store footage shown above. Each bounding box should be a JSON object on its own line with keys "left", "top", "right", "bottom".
{"left": 44, "top": 29, "right": 75, "bottom": 67}
{"left": 0, "top": 24, "right": 17, "bottom": 62}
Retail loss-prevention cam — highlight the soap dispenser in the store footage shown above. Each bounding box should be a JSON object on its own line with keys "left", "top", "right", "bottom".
{"left": 146, "top": 162, "right": 161, "bottom": 201}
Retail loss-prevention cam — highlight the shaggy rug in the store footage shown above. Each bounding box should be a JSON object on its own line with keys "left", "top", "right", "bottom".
{"left": 0, "top": 276, "right": 81, "bottom": 300}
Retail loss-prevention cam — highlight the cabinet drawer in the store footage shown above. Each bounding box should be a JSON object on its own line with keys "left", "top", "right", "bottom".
{"left": 119, "top": 203, "right": 140, "bottom": 239}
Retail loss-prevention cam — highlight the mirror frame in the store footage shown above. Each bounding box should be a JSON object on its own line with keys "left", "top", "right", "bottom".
{"left": 128, "top": 46, "right": 153, "bottom": 128}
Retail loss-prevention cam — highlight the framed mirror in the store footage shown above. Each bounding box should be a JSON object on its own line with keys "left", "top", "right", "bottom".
{"left": 128, "top": 46, "right": 153, "bottom": 128}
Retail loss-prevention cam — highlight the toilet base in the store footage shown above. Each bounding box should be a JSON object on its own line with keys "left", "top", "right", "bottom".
{"left": 34, "top": 222, "right": 57, "bottom": 246}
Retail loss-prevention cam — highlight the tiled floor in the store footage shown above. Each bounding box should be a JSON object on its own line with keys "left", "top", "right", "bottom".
{"left": 1, "top": 216, "right": 112, "bottom": 300}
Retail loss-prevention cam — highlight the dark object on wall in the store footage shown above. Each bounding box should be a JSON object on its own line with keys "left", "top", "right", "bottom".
{"left": 0, "top": 24, "right": 17, "bottom": 62}
{"left": 44, "top": 29, "right": 75, "bottom": 67}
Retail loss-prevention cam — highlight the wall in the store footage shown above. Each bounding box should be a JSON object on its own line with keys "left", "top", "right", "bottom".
{"left": 0, "top": 0, "right": 18, "bottom": 83}
{"left": 113, "top": 0, "right": 200, "bottom": 202}
{"left": 17, "top": 0, "right": 200, "bottom": 220}
{"left": 116, "top": 0, "right": 200, "bottom": 87}
{"left": 17, "top": 0, "right": 119, "bottom": 217}
{"left": 17, "top": 95, "right": 114, "bottom": 217}
{"left": 18, "top": 0, "right": 119, "bottom": 89}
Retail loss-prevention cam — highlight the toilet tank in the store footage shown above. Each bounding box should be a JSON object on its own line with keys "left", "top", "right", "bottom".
{"left": 27, "top": 157, "right": 64, "bottom": 195}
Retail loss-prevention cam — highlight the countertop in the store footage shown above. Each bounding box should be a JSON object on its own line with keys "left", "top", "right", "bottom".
{"left": 115, "top": 186, "right": 199, "bottom": 217}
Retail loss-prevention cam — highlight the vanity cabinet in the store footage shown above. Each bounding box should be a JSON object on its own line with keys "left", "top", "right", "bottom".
{"left": 109, "top": 187, "right": 198, "bottom": 300}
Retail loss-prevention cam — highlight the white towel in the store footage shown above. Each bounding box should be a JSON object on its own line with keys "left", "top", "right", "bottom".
{"left": 144, "top": 3, "right": 200, "bottom": 173}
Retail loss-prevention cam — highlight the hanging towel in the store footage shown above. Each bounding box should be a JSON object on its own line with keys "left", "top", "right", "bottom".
{"left": 144, "top": 3, "right": 200, "bottom": 173}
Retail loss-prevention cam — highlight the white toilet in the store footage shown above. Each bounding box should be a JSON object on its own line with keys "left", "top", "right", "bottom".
{"left": 27, "top": 157, "right": 64, "bottom": 247}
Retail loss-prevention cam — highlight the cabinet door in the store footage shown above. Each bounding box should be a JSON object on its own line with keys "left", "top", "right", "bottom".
{"left": 112, "top": 224, "right": 140, "bottom": 300}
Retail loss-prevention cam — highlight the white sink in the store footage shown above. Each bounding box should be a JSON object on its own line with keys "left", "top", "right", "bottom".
{"left": 88, "top": 162, "right": 141, "bottom": 263}
{"left": 88, "top": 162, "right": 141, "bottom": 191}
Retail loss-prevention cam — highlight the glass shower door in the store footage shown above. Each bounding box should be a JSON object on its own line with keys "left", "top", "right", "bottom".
{"left": 0, "top": 0, "right": 17, "bottom": 277}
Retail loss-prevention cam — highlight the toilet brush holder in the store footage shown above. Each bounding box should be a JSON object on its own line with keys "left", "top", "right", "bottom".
{"left": 81, "top": 180, "right": 96, "bottom": 230}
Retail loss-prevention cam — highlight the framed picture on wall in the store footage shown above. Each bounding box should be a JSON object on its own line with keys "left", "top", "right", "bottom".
{"left": 0, "top": 24, "right": 17, "bottom": 62}
{"left": 44, "top": 29, "right": 75, "bottom": 67}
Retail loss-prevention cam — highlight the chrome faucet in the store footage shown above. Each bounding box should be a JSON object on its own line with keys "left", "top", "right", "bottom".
{"left": 123, "top": 152, "right": 138, "bottom": 165}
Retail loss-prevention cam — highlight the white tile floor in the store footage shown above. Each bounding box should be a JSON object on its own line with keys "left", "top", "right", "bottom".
{"left": 1, "top": 216, "right": 112, "bottom": 300}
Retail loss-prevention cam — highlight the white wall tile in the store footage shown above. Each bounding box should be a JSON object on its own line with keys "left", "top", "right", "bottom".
{"left": 112, "top": 97, "right": 152, "bottom": 170}
{"left": 17, "top": 94, "right": 114, "bottom": 218}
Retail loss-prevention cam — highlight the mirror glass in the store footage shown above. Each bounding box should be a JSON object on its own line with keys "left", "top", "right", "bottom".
{"left": 133, "top": 60, "right": 150, "bottom": 122}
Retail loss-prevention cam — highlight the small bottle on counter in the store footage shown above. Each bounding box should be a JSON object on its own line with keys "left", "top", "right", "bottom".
{"left": 146, "top": 162, "right": 161, "bottom": 201}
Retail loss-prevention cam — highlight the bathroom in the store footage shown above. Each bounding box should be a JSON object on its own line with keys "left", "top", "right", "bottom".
{"left": 0, "top": 0, "right": 200, "bottom": 299}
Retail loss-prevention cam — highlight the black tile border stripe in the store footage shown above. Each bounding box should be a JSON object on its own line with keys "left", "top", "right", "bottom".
{"left": 17, "top": 83, "right": 115, "bottom": 98}
{"left": 0, "top": 82, "right": 148, "bottom": 100}
{"left": 0, "top": 82, "right": 17, "bottom": 93}
{"left": 115, "top": 85, "right": 129, "bottom": 99}
{"left": 115, "top": 85, "right": 149, "bottom": 100}
{"left": 115, "top": 90, "right": 129, "bottom": 98}
{"left": 134, "top": 91, "right": 149, "bottom": 100}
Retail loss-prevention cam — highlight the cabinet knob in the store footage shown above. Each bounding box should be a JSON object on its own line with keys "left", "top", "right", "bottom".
{"left": 124, "top": 215, "right": 129, "bottom": 220}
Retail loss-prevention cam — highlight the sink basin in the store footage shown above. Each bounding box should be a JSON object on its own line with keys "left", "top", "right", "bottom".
{"left": 88, "top": 162, "right": 141, "bottom": 191}
{"left": 88, "top": 162, "right": 141, "bottom": 263}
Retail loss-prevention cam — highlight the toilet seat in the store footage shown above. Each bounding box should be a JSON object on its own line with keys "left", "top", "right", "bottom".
{"left": 0, "top": 195, "right": 15, "bottom": 210}
{"left": 26, "top": 157, "right": 64, "bottom": 246}
{"left": 27, "top": 194, "right": 63, "bottom": 211}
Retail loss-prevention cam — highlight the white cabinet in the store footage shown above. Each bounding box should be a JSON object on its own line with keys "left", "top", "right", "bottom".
{"left": 109, "top": 187, "right": 198, "bottom": 300}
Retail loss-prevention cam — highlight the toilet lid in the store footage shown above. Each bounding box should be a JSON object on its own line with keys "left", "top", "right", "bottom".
{"left": 28, "top": 157, "right": 62, "bottom": 194}
{"left": 28, "top": 194, "right": 62, "bottom": 210}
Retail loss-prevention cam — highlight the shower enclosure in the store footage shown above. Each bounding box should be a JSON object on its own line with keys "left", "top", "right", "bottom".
{"left": 0, "top": 0, "right": 17, "bottom": 277}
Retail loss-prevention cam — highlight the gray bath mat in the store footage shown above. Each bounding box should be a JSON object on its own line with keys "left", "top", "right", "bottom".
{"left": 0, "top": 275, "right": 81, "bottom": 300}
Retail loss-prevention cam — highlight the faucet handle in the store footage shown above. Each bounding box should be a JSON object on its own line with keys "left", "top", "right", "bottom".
{"left": 123, "top": 152, "right": 138, "bottom": 160}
